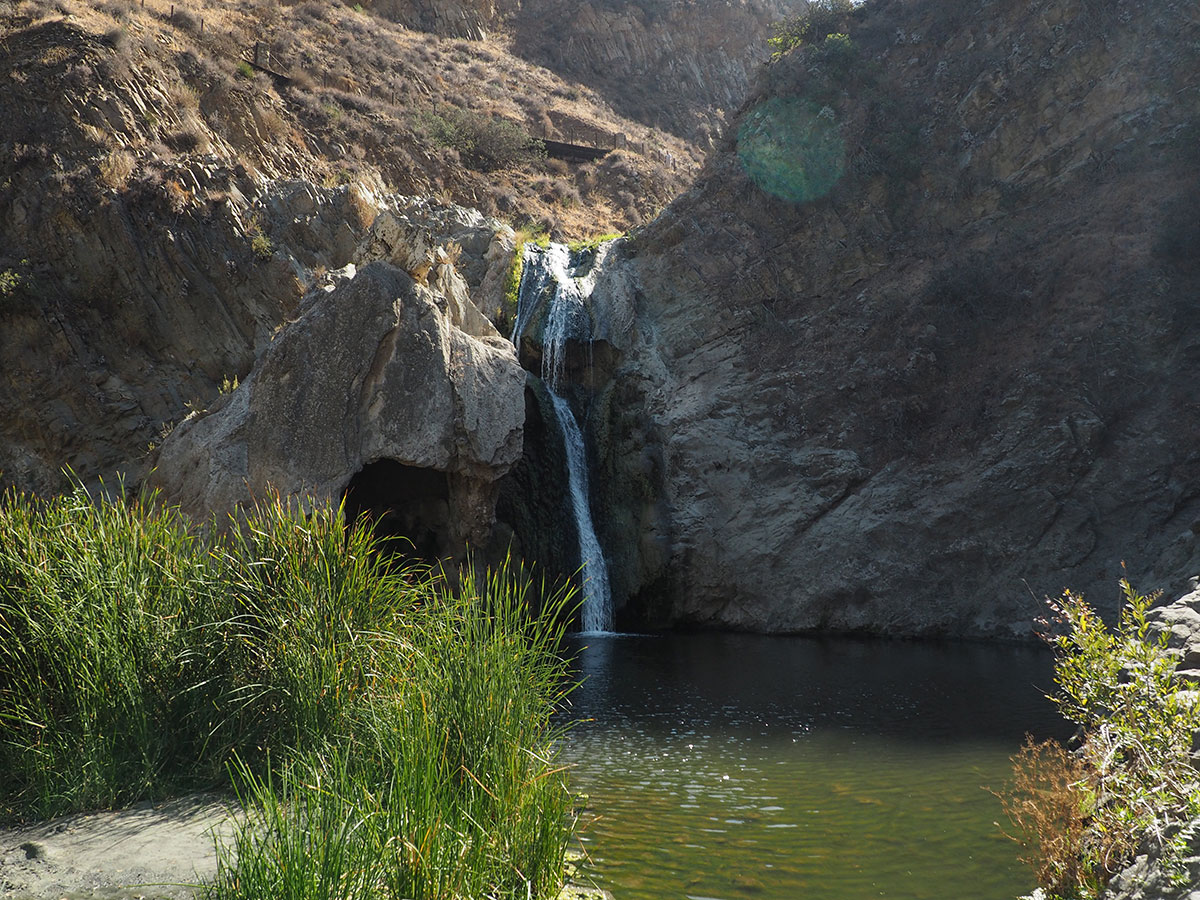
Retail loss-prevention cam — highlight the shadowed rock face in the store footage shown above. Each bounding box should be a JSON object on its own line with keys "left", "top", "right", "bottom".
{"left": 583, "top": 0, "right": 1200, "bottom": 637}
{"left": 509, "top": 0, "right": 804, "bottom": 140}
{"left": 146, "top": 261, "right": 525, "bottom": 556}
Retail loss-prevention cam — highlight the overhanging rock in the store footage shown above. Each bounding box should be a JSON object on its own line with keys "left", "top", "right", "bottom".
{"left": 146, "top": 260, "right": 525, "bottom": 555}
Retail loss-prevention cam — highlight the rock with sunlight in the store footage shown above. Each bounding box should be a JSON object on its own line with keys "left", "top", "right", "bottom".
{"left": 147, "top": 260, "right": 525, "bottom": 554}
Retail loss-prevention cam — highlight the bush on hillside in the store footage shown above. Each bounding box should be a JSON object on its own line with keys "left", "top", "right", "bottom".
{"left": 767, "top": 0, "right": 855, "bottom": 59}
{"left": 414, "top": 107, "right": 544, "bottom": 172}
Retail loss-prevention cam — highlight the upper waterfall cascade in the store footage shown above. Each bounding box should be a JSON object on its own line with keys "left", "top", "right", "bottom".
{"left": 512, "top": 241, "right": 615, "bottom": 633}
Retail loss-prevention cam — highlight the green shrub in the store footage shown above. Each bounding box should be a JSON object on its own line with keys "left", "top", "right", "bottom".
{"left": 0, "top": 267, "right": 22, "bottom": 299}
{"left": 251, "top": 232, "right": 273, "bottom": 260}
{"left": 415, "top": 108, "right": 544, "bottom": 172}
{"left": 568, "top": 232, "right": 623, "bottom": 252}
{"left": 767, "top": 0, "right": 854, "bottom": 58}
{"left": 1001, "top": 579, "right": 1200, "bottom": 898}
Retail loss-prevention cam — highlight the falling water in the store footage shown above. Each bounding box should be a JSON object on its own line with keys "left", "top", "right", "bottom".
{"left": 548, "top": 391, "right": 613, "bottom": 633}
{"left": 512, "top": 242, "right": 614, "bottom": 633}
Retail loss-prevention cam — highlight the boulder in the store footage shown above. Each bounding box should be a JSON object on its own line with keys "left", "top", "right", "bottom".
{"left": 146, "top": 261, "right": 525, "bottom": 553}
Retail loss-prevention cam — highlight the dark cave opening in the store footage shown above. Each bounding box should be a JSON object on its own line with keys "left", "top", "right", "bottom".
{"left": 342, "top": 459, "right": 454, "bottom": 561}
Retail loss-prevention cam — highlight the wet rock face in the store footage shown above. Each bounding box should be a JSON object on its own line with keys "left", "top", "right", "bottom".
{"left": 492, "top": 378, "right": 581, "bottom": 587}
{"left": 146, "top": 261, "right": 525, "bottom": 555}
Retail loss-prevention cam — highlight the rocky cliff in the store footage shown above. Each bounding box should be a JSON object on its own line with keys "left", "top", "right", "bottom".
{"left": 2, "top": 0, "right": 1199, "bottom": 640}
{"left": 510, "top": 0, "right": 803, "bottom": 141}
{"left": 0, "top": 0, "right": 694, "bottom": 496}
{"left": 584, "top": 0, "right": 1200, "bottom": 636}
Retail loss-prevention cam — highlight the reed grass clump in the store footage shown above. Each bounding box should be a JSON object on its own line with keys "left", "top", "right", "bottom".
{"left": 208, "top": 562, "right": 575, "bottom": 900}
{"left": 0, "top": 486, "right": 215, "bottom": 815}
{"left": 0, "top": 484, "right": 577, "bottom": 899}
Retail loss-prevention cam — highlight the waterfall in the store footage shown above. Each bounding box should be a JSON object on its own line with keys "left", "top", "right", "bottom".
{"left": 512, "top": 242, "right": 614, "bottom": 634}
{"left": 548, "top": 391, "right": 613, "bottom": 633}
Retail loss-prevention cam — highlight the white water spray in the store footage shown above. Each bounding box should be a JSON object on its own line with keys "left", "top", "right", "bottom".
{"left": 548, "top": 391, "right": 613, "bottom": 633}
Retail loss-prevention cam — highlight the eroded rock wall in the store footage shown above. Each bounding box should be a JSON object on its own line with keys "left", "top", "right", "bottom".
{"left": 146, "top": 261, "right": 525, "bottom": 551}
{"left": 591, "top": 0, "right": 1200, "bottom": 636}
{"left": 511, "top": 0, "right": 804, "bottom": 140}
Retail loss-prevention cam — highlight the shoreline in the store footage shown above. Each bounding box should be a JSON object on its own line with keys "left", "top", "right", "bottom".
{"left": 1, "top": 794, "right": 235, "bottom": 900}
{"left": 0, "top": 796, "right": 610, "bottom": 900}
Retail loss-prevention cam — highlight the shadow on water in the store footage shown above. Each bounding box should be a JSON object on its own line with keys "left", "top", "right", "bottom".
{"left": 559, "top": 633, "right": 1068, "bottom": 900}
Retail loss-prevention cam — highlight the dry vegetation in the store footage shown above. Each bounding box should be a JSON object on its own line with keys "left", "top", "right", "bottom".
{"left": 0, "top": 0, "right": 702, "bottom": 238}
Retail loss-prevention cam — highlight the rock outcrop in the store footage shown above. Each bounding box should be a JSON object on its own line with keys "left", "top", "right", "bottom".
{"left": 582, "top": 0, "right": 1200, "bottom": 636}
{"left": 1098, "top": 850, "right": 1200, "bottom": 900}
{"left": 1148, "top": 581, "right": 1200, "bottom": 687}
{"left": 366, "top": 0, "right": 503, "bottom": 40}
{"left": 511, "top": 0, "right": 805, "bottom": 140}
{"left": 146, "top": 260, "right": 525, "bottom": 553}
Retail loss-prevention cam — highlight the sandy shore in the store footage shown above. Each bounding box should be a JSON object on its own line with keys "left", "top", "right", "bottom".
{"left": 0, "top": 795, "right": 237, "bottom": 900}
{"left": 0, "top": 797, "right": 610, "bottom": 900}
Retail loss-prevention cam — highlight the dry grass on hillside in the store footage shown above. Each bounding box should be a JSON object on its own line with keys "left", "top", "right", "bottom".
{"left": 2, "top": 0, "right": 702, "bottom": 237}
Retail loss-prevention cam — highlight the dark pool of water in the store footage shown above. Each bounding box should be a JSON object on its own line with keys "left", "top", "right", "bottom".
{"left": 557, "top": 633, "right": 1068, "bottom": 900}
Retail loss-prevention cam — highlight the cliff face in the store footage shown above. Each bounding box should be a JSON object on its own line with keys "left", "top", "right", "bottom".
{"left": 510, "top": 0, "right": 802, "bottom": 140}
{"left": 4, "top": 0, "right": 1199, "bottom": 640}
{"left": 591, "top": 0, "right": 1200, "bottom": 636}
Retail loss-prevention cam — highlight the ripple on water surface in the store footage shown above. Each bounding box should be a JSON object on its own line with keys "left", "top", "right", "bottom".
{"left": 557, "top": 633, "right": 1067, "bottom": 900}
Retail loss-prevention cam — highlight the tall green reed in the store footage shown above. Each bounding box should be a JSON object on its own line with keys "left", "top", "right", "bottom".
{"left": 185, "top": 495, "right": 433, "bottom": 769}
{"left": 1, "top": 483, "right": 579, "bottom": 900}
{"left": 207, "top": 555, "right": 578, "bottom": 900}
{"left": 0, "top": 484, "right": 216, "bottom": 816}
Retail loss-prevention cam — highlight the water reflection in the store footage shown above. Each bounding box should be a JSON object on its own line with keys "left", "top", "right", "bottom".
{"left": 558, "top": 634, "right": 1067, "bottom": 900}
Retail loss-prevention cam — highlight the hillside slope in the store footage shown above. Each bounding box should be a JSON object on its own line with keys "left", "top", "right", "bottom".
{"left": 0, "top": 0, "right": 699, "bottom": 492}
{"left": 344, "top": 0, "right": 805, "bottom": 141}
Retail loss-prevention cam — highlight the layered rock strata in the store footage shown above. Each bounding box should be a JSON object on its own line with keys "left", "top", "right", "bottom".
{"left": 586, "top": 0, "right": 1200, "bottom": 636}
{"left": 146, "top": 260, "right": 525, "bottom": 553}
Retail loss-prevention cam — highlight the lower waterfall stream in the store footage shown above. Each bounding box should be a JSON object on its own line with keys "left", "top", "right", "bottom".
{"left": 547, "top": 390, "right": 613, "bottom": 633}
{"left": 512, "top": 241, "right": 614, "bottom": 633}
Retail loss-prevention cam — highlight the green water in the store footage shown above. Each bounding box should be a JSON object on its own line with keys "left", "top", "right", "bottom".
{"left": 559, "top": 634, "right": 1066, "bottom": 900}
